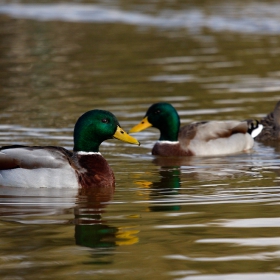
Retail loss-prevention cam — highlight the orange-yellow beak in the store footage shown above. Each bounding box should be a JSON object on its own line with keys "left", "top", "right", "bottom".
{"left": 114, "top": 126, "right": 140, "bottom": 146}
{"left": 129, "top": 117, "right": 152, "bottom": 133}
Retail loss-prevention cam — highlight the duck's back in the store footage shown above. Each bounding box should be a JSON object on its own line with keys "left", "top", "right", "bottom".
{"left": 179, "top": 121, "right": 254, "bottom": 156}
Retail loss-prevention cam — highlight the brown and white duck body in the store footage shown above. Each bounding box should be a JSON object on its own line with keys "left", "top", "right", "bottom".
{"left": 0, "top": 110, "right": 140, "bottom": 188}
{"left": 130, "top": 103, "right": 262, "bottom": 157}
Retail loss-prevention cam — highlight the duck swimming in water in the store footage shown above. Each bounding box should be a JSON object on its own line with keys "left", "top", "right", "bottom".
{"left": 254, "top": 100, "right": 280, "bottom": 142}
{"left": 0, "top": 109, "right": 140, "bottom": 189}
{"left": 129, "top": 102, "right": 262, "bottom": 157}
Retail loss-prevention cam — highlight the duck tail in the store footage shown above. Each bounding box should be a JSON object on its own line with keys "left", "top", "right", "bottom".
{"left": 247, "top": 120, "right": 263, "bottom": 138}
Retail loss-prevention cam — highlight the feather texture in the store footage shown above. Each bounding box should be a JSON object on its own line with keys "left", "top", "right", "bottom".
{"left": 255, "top": 100, "right": 280, "bottom": 141}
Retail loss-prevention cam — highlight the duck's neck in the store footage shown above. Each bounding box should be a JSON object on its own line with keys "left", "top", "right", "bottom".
{"left": 158, "top": 115, "right": 180, "bottom": 142}
{"left": 74, "top": 139, "right": 100, "bottom": 153}
{"left": 76, "top": 151, "right": 101, "bottom": 155}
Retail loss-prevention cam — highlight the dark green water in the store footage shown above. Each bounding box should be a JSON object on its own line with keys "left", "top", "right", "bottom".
{"left": 1, "top": 1, "right": 280, "bottom": 279}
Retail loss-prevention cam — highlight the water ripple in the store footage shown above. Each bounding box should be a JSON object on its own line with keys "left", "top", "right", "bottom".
{"left": 174, "top": 273, "right": 280, "bottom": 280}
{"left": 197, "top": 237, "right": 280, "bottom": 246}
{"left": 1, "top": 3, "right": 280, "bottom": 34}
{"left": 212, "top": 217, "right": 280, "bottom": 228}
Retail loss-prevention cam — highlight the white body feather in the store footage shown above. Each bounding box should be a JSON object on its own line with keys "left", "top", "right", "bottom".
{"left": 0, "top": 168, "right": 79, "bottom": 188}
{"left": 184, "top": 121, "right": 257, "bottom": 156}
{"left": 187, "top": 133, "right": 254, "bottom": 156}
{"left": 0, "top": 148, "right": 79, "bottom": 188}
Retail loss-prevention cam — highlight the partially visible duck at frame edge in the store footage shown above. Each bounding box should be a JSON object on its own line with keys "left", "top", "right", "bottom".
{"left": 0, "top": 109, "right": 140, "bottom": 190}
{"left": 129, "top": 102, "right": 262, "bottom": 157}
{"left": 254, "top": 100, "right": 280, "bottom": 142}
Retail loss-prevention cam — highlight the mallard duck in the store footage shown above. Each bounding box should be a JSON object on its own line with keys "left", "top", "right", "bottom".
{"left": 0, "top": 110, "right": 140, "bottom": 188}
{"left": 129, "top": 102, "right": 262, "bottom": 157}
{"left": 254, "top": 100, "right": 280, "bottom": 142}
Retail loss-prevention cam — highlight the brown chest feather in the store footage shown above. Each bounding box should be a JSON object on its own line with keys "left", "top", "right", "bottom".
{"left": 152, "top": 142, "right": 193, "bottom": 156}
{"left": 75, "top": 154, "right": 115, "bottom": 188}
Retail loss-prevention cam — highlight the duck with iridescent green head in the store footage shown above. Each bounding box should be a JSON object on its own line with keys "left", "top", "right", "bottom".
{"left": 0, "top": 109, "right": 140, "bottom": 189}
{"left": 129, "top": 102, "right": 262, "bottom": 157}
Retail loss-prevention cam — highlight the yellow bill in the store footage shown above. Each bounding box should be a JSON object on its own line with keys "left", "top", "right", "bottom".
{"left": 129, "top": 117, "right": 152, "bottom": 133}
{"left": 114, "top": 126, "right": 140, "bottom": 146}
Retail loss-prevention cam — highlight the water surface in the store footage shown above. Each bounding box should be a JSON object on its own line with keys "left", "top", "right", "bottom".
{"left": 1, "top": 0, "right": 280, "bottom": 279}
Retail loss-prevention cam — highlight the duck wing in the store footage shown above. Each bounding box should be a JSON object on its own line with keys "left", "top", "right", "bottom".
{"left": 0, "top": 145, "right": 73, "bottom": 170}
{"left": 178, "top": 121, "right": 254, "bottom": 156}
{"left": 179, "top": 121, "right": 248, "bottom": 142}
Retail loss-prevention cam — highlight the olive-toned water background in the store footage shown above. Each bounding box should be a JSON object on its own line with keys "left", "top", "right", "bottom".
{"left": 1, "top": 1, "right": 280, "bottom": 279}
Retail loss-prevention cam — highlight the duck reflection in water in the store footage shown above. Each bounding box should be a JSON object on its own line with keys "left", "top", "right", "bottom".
{"left": 146, "top": 157, "right": 207, "bottom": 212}
{"left": 148, "top": 166, "right": 181, "bottom": 212}
{"left": 137, "top": 153, "right": 264, "bottom": 214}
{"left": 135, "top": 158, "right": 183, "bottom": 212}
{"left": 74, "top": 187, "right": 139, "bottom": 251}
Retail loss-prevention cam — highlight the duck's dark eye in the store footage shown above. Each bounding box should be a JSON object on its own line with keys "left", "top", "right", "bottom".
{"left": 102, "top": 118, "right": 109, "bottom": 123}
{"left": 154, "top": 110, "right": 161, "bottom": 114}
